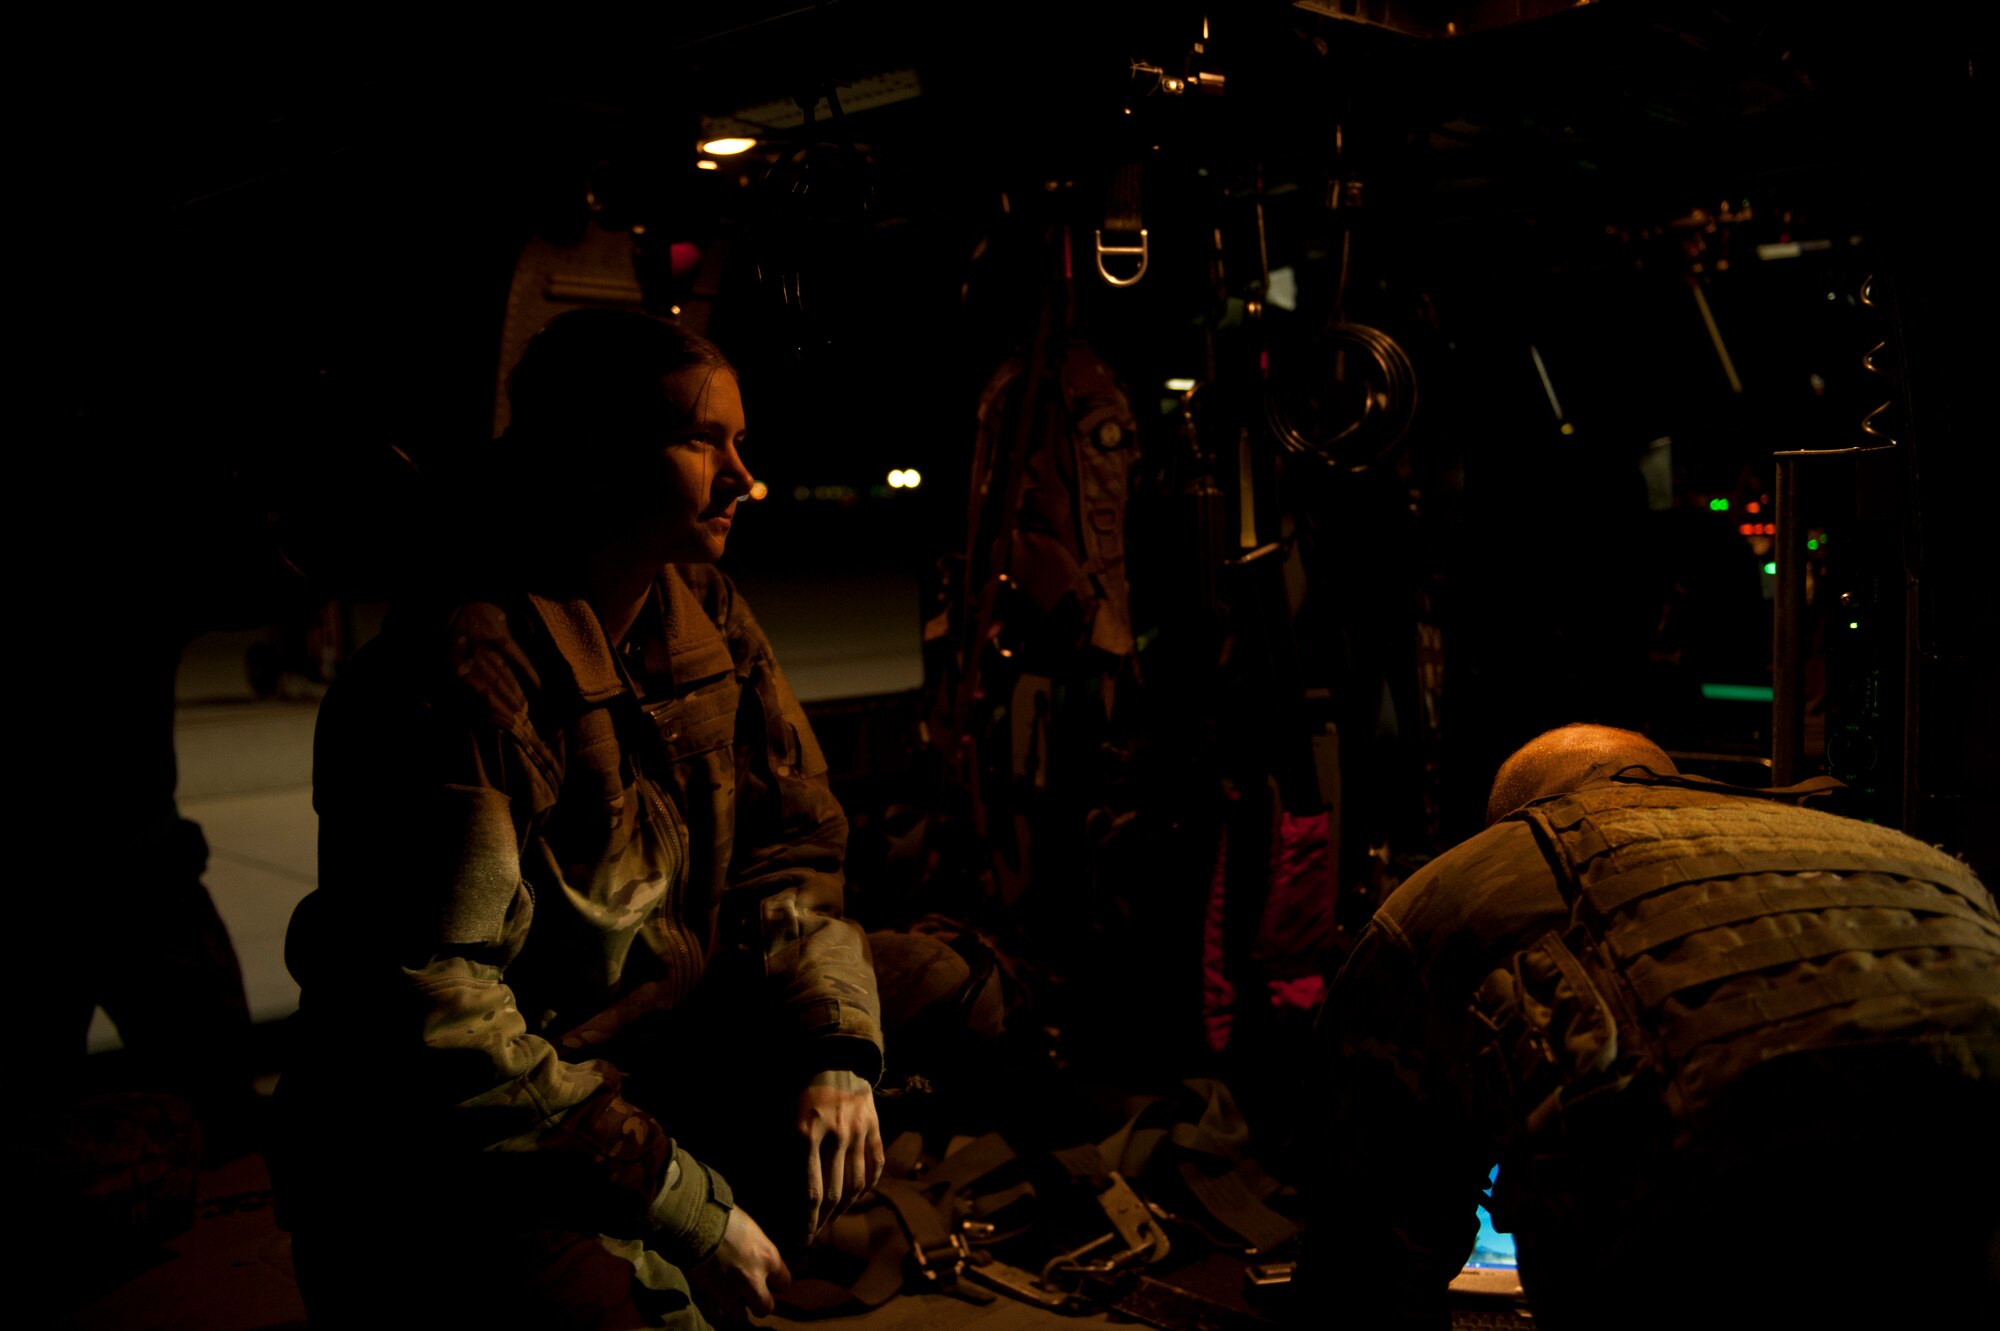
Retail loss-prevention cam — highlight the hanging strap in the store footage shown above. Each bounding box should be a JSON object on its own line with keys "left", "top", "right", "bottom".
{"left": 1095, "top": 162, "right": 1148, "bottom": 287}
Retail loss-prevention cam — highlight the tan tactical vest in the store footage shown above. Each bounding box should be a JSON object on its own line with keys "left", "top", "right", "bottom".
{"left": 1465, "top": 771, "right": 2000, "bottom": 1221}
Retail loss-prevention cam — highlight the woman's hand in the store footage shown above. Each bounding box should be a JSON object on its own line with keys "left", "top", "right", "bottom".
{"left": 691, "top": 1205, "right": 791, "bottom": 1318}
{"left": 796, "top": 1069, "right": 886, "bottom": 1241}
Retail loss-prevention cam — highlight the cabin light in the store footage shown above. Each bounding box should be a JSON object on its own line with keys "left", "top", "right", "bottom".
{"left": 696, "top": 159, "right": 719, "bottom": 171}
{"left": 1165, "top": 377, "right": 1197, "bottom": 392}
{"left": 700, "top": 137, "right": 758, "bottom": 155}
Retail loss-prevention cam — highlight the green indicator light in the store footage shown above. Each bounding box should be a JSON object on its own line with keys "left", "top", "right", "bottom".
{"left": 1709, "top": 498, "right": 1730, "bottom": 512}
{"left": 1763, "top": 562, "right": 1777, "bottom": 575}
{"left": 1701, "top": 683, "right": 1776, "bottom": 702}
{"left": 1806, "top": 539, "right": 1819, "bottom": 550}
{"left": 1848, "top": 621, "right": 1860, "bottom": 629}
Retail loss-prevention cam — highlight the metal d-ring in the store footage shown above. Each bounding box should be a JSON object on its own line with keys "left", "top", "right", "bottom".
{"left": 1095, "top": 229, "right": 1149, "bottom": 287}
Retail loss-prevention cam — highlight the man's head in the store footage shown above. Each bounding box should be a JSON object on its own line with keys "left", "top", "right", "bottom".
{"left": 1484, "top": 724, "right": 1677, "bottom": 825}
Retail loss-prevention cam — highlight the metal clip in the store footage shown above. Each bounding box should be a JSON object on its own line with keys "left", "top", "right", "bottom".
{"left": 963, "top": 1256, "right": 1080, "bottom": 1309}
{"left": 1095, "top": 1172, "right": 1168, "bottom": 1263}
{"left": 1095, "top": 229, "right": 1150, "bottom": 286}
{"left": 909, "top": 1230, "right": 971, "bottom": 1284}
{"left": 1039, "top": 1171, "right": 1171, "bottom": 1288}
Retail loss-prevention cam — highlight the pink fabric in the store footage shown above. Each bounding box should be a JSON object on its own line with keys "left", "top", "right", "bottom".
{"left": 1204, "top": 800, "right": 1338, "bottom": 1053}
{"left": 1257, "top": 810, "right": 1338, "bottom": 974}
{"left": 1266, "top": 974, "right": 1326, "bottom": 1012}
{"left": 1201, "top": 812, "right": 1235, "bottom": 1053}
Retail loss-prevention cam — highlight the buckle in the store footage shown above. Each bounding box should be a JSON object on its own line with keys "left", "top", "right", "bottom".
{"left": 909, "top": 1229, "right": 971, "bottom": 1284}
{"left": 1040, "top": 1171, "right": 1171, "bottom": 1288}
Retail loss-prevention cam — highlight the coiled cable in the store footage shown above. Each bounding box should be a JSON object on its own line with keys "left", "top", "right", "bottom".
{"left": 1264, "top": 321, "right": 1418, "bottom": 470}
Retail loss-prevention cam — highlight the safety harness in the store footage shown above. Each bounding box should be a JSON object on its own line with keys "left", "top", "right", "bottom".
{"left": 775, "top": 1079, "right": 1297, "bottom": 1324}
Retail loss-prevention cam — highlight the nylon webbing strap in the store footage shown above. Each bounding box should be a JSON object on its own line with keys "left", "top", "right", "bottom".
{"left": 922, "top": 1132, "right": 1017, "bottom": 1194}
{"left": 1051, "top": 1143, "right": 1110, "bottom": 1188}
{"left": 1610, "top": 880, "right": 2000, "bottom": 960}
{"left": 1115, "top": 1274, "right": 1273, "bottom": 1331}
{"left": 883, "top": 1130, "right": 926, "bottom": 1178}
{"left": 1627, "top": 919, "right": 2000, "bottom": 1010}
{"left": 777, "top": 1133, "right": 1016, "bottom": 1315}
{"left": 1103, "top": 162, "right": 1143, "bottom": 234}
{"left": 1664, "top": 965, "right": 2000, "bottom": 1060}
{"left": 875, "top": 1178, "right": 955, "bottom": 1258}
{"left": 945, "top": 933, "right": 1000, "bottom": 1025}
{"left": 777, "top": 1206, "right": 910, "bottom": 1312}
{"left": 1177, "top": 1160, "right": 1300, "bottom": 1253}
{"left": 969, "top": 1179, "right": 1035, "bottom": 1219}
{"left": 1584, "top": 850, "right": 1987, "bottom": 918}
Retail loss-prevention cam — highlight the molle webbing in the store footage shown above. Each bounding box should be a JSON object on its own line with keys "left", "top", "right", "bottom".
{"left": 1660, "top": 964, "right": 2000, "bottom": 1061}
{"left": 1585, "top": 851, "right": 1988, "bottom": 918}
{"left": 1525, "top": 785, "right": 1988, "bottom": 917}
{"left": 1625, "top": 918, "right": 2000, "bottom": 1010}
{"left": 1517, "top": 782, "right": 2000, "bottom": 1065}
{"left": 1609, "top": 879, "right": 2000, "bottom": 959}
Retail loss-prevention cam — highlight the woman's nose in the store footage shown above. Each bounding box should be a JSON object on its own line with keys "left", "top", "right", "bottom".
{"left": 715, "top": 444, "right": 754, "bottom": 497}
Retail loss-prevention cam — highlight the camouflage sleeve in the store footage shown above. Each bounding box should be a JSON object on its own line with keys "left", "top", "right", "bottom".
{"left": 295, "top": 606, "right": 732, "bottom": 1263}
{"left": 722, "top": 592, "right": 885, "bottom": 1085}
{"left": 1301, "top": 917, "right": 1486, "bottom": 1330}
{"left": 406, "top": 956, "right": 729, "bottom": 1263}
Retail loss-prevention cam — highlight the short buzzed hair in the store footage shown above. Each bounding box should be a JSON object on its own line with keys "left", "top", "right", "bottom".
{"left": 1485, "top": 724, "right": 1677, "bottom": 825}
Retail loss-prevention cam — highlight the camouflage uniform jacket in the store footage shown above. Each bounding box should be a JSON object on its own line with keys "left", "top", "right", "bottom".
{"left": 279, "top": 563, "right": 883, "bottom": 1264}
{"left": 1305, "top": 768, "right": 2000, "bottom": 1328}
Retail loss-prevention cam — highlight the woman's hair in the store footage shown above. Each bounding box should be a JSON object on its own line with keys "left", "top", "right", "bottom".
{"left": 502, "top": 308, "right": 732, "bottom": 480}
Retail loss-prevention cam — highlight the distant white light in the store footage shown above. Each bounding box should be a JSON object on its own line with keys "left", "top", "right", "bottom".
{"left": 888, "top": 469, "right": 922, "bottom": 489}
{"left": 1165, "top": 377, "right": 1197, "bottom": 392}
{"left": 700, "top": 137, "right": 758, "bottom": 156}
{"left": 1266, "top": 266, "right": 1298, "bottom": 311}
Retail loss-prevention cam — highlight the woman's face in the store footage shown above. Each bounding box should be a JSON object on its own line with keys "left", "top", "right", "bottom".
{"left": 633, "top": 366, "right": 752, "bottom": 564}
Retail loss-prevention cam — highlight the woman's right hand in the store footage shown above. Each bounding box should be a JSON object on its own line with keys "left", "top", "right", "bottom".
{"left": 693, "top": 1205, "right": 792, "bottom": 1318}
